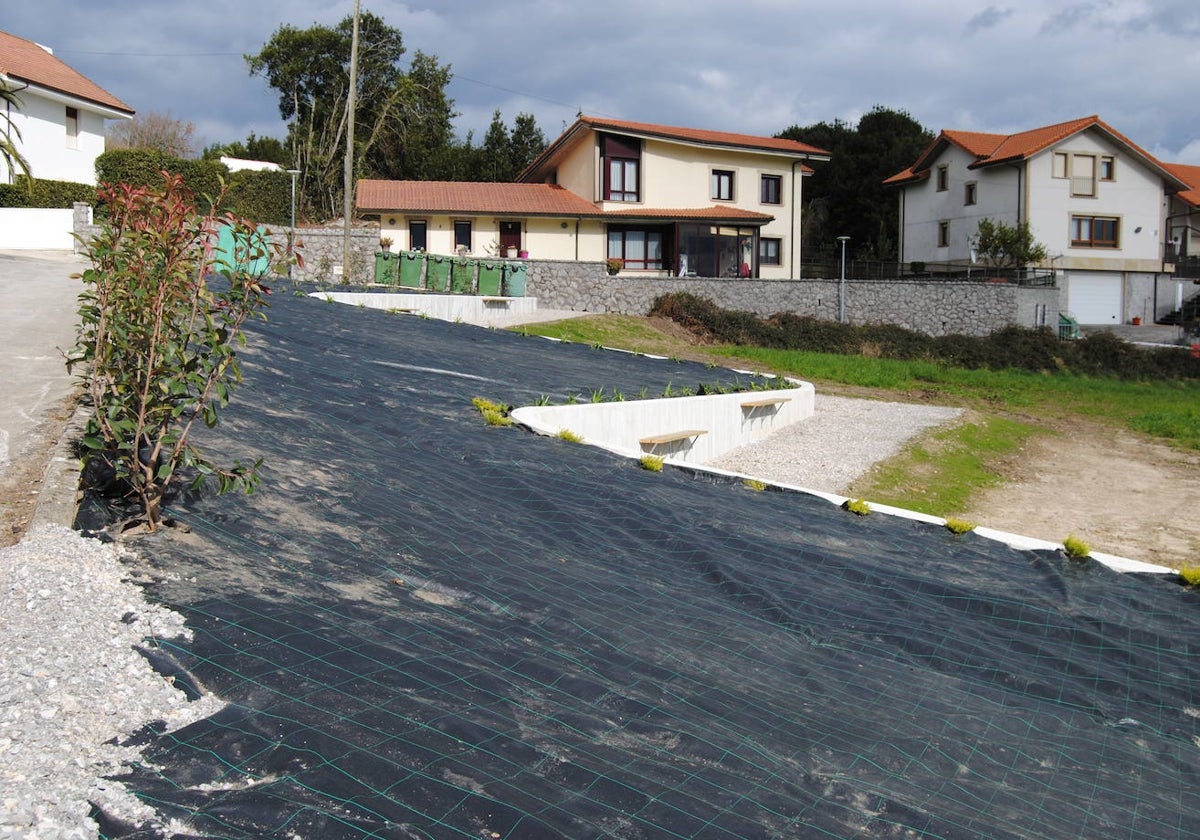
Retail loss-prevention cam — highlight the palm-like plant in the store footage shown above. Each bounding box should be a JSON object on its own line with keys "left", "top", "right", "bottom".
{"left": 0, "top": 87, "right": 31, "bottom": 181}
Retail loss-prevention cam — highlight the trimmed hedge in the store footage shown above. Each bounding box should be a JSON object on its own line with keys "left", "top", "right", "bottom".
{"left": 94, "top": 149, "right": 290, "bottom": 226}
{"left": 649, "top": 292, "right": 1200, "bottom": 381}
{"left": 95, "top": 149, "right": 227, "bottom": 210}
{"left": 0, "top": 176, "right": 95, "bottom": 208}
{"left": 225, "top": 169, "right": 291, "bottom": 226}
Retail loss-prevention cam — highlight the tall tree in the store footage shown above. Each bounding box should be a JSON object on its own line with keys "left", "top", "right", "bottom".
{"left": 202, "top": 133, "right": 290, "bottom": 166}
{"left": 105, "top": 110, "right": 198, "bottom": 158}
{"left": 371, "top": 50, "right": 457, "bottom": 180}
{"left": 464, "top": 110, "right": 547, "bottom": 182}
{"left": 509, "top": 112, "right": 547, "bottom": 175}
{"left": 477, "top": 109, "right": 512, "bottom": 181}
{"left": 780, "top": 106, "right": 932, "bottom": 262}
{"left": 247, "top": 11, "right": 458, "bottom": 219}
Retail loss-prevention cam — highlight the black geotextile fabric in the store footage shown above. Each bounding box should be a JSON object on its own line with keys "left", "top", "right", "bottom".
{"left": 96, "top": 285, "right": 1200, "bottom": 839}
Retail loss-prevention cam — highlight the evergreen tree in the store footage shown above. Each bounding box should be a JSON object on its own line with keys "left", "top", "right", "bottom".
{"left": 780, "top": 106, "right": 933, "bottom": 262}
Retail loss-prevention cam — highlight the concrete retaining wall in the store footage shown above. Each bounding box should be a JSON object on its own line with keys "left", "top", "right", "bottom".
{"left": 312, "top": 291, "right": 539, "bottom": 323}
{"left": 512, "top": 385, "right": 815, "bottom": 466}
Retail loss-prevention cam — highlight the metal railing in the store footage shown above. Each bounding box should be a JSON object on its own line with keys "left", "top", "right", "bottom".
{"left": 799, "top": 258, "right": 1057, "bottom": 286}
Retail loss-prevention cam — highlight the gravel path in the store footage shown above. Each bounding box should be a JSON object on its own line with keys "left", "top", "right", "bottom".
{"left": 708, "top": 394, "right": 962, "bottom": 493}
{"left": 0, "top": 525, "right": 223, "bottom": 838}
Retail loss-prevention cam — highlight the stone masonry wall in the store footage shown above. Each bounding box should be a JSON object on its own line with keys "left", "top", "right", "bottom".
{"left": 73, "top": 206, "right": 378, "bottom": 285}
{"left": 527, "top": 260, "right": 1060, "bottom": 337}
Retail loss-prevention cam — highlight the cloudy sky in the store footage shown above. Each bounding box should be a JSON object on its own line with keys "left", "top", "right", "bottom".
{"left": 5, "top": 0, "right": 1200, "bottom": 164}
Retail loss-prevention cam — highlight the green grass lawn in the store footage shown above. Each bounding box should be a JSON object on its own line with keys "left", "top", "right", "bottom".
{"left": 517, "top": 315, "right": 1200, "bottom": 515}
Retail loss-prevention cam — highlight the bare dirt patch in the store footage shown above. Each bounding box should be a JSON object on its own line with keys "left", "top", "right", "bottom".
{"left": 960, "top": 420, "right": 1200, "bottom": 569}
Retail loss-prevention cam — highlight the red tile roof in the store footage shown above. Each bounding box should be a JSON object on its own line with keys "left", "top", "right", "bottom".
{"left": 0, "top": 29, "right": 133, "bottom": 114}
{"left": 1160, "top": 162, "right": 1200, "bottom": 207}
{"left": 580, "top": 116, "right": 831, "bottom": 157}
{"left": 357, "top": 179, "right": 777, "bottom": 226}
{"left": 357, "top": 180, "right": 604, "bottom": 216}
{"left": 521, "top": 115, "right": 829, "bottom": 182}
{"left": 885, "top": 115, "right": 1186, "bottom": 189}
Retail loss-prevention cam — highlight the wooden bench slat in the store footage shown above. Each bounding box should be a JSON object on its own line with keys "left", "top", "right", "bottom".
{"left": 639, "top": 429, "right": 708, "bottom": 446}
{"left": 740, "top": 397, "right": 791, "bottom": 408}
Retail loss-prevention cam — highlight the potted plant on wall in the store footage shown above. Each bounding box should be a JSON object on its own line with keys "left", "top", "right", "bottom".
{"left": 606, "top": 257, "right": 623, "bottom": 275}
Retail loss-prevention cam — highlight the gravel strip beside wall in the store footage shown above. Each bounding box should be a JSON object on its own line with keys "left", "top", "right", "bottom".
{"left": 707, "top": 395, "right": 962, "bottom": 494}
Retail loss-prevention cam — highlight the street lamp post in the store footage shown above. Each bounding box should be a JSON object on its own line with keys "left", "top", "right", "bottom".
{"left": 837, "top": 235, "right": 850, "bottom": 323}
{"left": 286, "top": 168, "right": 300, "bottom": 279}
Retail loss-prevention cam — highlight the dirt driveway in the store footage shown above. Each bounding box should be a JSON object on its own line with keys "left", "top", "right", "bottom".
{"left": 961, "top": 419, "right": 1200, "bottom": 569}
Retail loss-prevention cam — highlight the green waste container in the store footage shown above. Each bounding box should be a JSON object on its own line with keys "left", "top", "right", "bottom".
{"left": 374, "top": 251, "right": 396, "bottom": 285}
{"left": 399, "top": 251, "right": 424, "bottom": 288}
{"left": 477, "top": 260, "right": 503, "bottom": 296}
{"left": 426, "top": 255, "right": 451, "bottom": 292}
{"left": 503, "top": 261, "right": 527, "bottom": 297}
{"left": 451, "top": 258, "right": 476, "bottom": 294}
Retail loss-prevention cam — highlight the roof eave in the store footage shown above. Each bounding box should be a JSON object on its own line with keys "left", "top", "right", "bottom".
{"left": 7, "top": 77, "right": 133, "bottom": 118}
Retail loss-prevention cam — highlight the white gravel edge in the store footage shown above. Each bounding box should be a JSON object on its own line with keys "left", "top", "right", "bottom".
{"left": 0, "top": 525, "right": 223, "bottom": 838}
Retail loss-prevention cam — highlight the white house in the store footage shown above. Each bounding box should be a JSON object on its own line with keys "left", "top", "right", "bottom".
{"left": 885, "top": 115, "right": 1193, "bottom": 325}
{"left": 358, "top": 116, "right": 830, "bottom": 280}
{"left": 0, "top": 28, "right": 134, "bottom": 185}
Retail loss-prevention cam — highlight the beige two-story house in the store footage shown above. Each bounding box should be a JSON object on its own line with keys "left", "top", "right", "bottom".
{"left": 885, "top": 115, "right": 1193, "bottom": 324}
{"left": 357, "top": 116, "right": 829, "bottom": 279}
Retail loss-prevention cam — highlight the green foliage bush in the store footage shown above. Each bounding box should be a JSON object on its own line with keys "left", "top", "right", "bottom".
{"left": 96, "top": 149, "right": 228, "bottom": 211}
{"left": 226, "top": 169, "right": 292, "bottom": 225}
{"left": 69, "top": 172, "right": 292, "bottom": 531}
{"left": 0, "top": 176, "right": 95, "bottom": 208}
{"left": 94, "top": 149, "right": 291, "bottom": 225}
{"left": 650, "top": 292, "right": 1200, "bottom": 381}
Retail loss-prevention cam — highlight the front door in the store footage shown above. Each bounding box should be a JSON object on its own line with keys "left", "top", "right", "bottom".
{"left": 500, "top": 221, "right": 521, "bottom": 255}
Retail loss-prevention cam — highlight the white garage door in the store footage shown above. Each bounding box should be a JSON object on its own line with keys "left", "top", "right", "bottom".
{"left": 1067, "top": 272, "right": 1122, "bottom": 324}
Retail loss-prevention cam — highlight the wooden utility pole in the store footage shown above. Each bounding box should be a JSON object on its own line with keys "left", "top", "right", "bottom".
{"left": 342, "top": 0, "right": 361, "bottom": 281}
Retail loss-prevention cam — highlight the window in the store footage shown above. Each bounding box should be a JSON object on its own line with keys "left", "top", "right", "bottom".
{"left": 65, "top": 106, "right": 78, "bottom": 149}
{"left": 759, "top": 237, "right": 782, "bottom": 265}
{"left": 1071, "top": 215, "right": 1119, "bottom": 248}
{"left": 1053, "top": 152, "right": 1068, "bottom": 179}
{"left": 601, "top": 133, "right": 640, "bottom": 202}
{"left": 936, "top": 165, "right": 949, "bottom": 191}
{"left": 453, "top": 220, "right": 472, "bottom": 251}
{"left": 760, "top": 174, "right": 782, "bottom": 205}
{"left": 408, "top": 220, "right": 427, "bottom": 251}
{"left": 1071, "top": 154, "right": 1096, "bottom": 197}
{"left": 607, "top": 226, "right": 665, "bottom": 270}
{"left": 712, "top": 170, "right": 735, "bottom": 201}
{"left": 964, "top": 182, "right": 977, "bottom": 206}
{"left": 1100, "top": 155, "right": 1115, "bottom": 181}
{"left": 937, "top": 220, "right": 950, "bottom": 248}
{"left": 608, "top": 158, "right": 639, "bottom": 201}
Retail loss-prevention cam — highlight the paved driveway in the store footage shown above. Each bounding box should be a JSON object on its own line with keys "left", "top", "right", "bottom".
{"left": 0, "top": 251, "right": 84, "bottom": 539}
{"left": 0, "top": 250, "right": 83, "bottom": 468}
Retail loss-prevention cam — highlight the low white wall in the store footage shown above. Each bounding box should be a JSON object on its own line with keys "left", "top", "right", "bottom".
{"left": 0, "top": 208, "right": 75, "bottom": 250}
{"left": 311, "top": 291, "right": 539, "bottom": 324}
{"left": 511, "top": 386, "right": 815, "bottom": 465}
